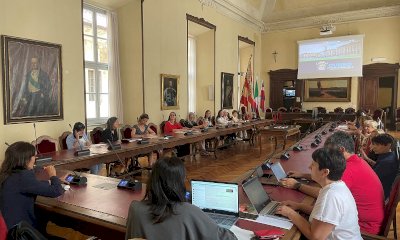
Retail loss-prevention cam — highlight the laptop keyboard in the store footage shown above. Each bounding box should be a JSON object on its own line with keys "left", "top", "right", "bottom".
{"left": 260, "top": 201, "right": 280, "bottom": 215}
{"left": 207, "top": 213, "right": 237, "bottom": 229}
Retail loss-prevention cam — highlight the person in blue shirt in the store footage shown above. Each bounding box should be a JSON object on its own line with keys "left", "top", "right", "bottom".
{"left": 0, "top": 142, "right": 64, "bottom": 230}
{"left": 66, "top": 122, "right": 101, "bottom": 175}
{"left": 367, "top": 133, "right": 399, "bottom": 199}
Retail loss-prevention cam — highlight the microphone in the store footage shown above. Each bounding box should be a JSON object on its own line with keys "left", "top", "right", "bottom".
{"left": 33, "top": 123, "right": 53, "bottom": 165}
{"left": 292, "top": 123, "right": 314, "bottom": 152}
{"left": 5, "top": 142, "right": 10, "bottom": 146}
{"left": 69, "top": 124, "right": 90, "bottom": 156}
{"left": 65, "top": 170, "right": 87, "bottom": 185}
{"left": 106, "top": 139, "right": 126, "bottom": 170}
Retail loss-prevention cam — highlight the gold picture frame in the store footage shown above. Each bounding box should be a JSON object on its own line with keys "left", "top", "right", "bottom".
{"left": 161, "top": 74, "right": 179, "bottom": 110}
{"left": 304, "top": 77, "right": 351, "bottom": 102}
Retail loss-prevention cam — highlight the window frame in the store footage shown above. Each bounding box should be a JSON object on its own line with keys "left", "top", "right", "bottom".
{"left": 83, "top": 4, "right": 109, "bottom": 125}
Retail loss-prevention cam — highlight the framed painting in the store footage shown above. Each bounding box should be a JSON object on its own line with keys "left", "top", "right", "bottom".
{"left": 1, "top": 35, "right": 63, "bottom": 124}
{"left": 304, "top": 77, "right": 351, "bottom": 102}
{"left": 221, "top": 72, "right": 234, "bottom": 109}
{"left": 161, "top": 74, "right": 179, "bottom": 110}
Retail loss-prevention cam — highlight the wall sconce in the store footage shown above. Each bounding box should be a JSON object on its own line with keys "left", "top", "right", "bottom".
{"left": 272, "top": 51, "right": 278, "bottom": 63}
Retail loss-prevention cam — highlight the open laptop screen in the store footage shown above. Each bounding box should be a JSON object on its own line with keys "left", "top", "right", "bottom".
{"left": 270, "top": 162, "right": 287, "bottom": 181}
{"left": 191, "top": 180, "right": 239, "bottom": 215}
{"left": 242, "top": 177, "right": 270, "bottom": 213}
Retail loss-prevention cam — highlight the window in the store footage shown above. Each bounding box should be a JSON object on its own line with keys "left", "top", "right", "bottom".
{"left": 188, "top": 36, "right": 196, "bottom": 113}
{"left": 83, "top": 5, "right": 109, "bottom": 123}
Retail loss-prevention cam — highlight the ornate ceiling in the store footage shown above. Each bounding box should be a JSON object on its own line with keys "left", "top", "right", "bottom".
{"left": 200, "top": 0, "right": 400, "bottom": 31}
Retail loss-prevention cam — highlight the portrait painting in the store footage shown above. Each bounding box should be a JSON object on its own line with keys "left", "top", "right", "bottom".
{"left": 1, "top": 35, "right": 63, "bottom": 124}
{"left": 304, "top": 78, "right": 351, "bottom": 102}
{"left": 221, "top": 72, "right": 234, "bottom": 109}
{"left": 161, "top": 74, "right": 179, "bottom": 110}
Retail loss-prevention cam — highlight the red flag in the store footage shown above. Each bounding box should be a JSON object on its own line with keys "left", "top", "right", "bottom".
{"left": 240, "top": 85, "right": 248, "bottom": 107}
{"left": 244, "top": 56, "right": 256, "bottom": 111}
{"left": 260, "top": 82, "right": 266, "bottom": 112}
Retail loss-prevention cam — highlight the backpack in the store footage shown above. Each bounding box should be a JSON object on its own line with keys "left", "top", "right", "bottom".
{"left": 6, "top": 221, "right": 47, "bottom": 240}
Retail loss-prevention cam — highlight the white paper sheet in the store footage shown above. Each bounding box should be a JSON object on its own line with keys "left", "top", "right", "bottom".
{"left": 230, "top": 225, "right": 254, "bottom": 240}
{"left": 254, "top": 215, "right": 293, "bottom": 230}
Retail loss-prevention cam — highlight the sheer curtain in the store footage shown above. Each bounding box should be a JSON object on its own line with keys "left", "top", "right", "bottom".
{"left": 107, "top": 11, "right": 124, "bottom": 122}
{"left": 188, "top": 36, "right": 196, "bottom": 113}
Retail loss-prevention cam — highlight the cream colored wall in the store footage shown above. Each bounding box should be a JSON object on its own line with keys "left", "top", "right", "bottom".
{"left": 196, "top": 30, "right": 214, "bottom": 116}
{"left": 261, "top": 16, "right": 400, "bottom": 112}
{"left": 0, "top": 0, "right": 84, "bottom": 158}
{"left": 143, "top": 0, "right": 262, "bottom": 123}
{"left": 117, "top": 0, "right": 143, "bottom": 125}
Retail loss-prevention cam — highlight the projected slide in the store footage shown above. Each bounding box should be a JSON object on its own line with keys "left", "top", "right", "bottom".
{"left": 298, "top": 35, "right": 364, "bottom": 79}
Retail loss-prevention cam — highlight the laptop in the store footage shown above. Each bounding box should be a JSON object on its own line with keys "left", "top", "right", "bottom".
{"left": 191, "top": 180, "right": 239, "bottom": 229}
{"left": 255, "top": 161, "right": 287, "bottom": 186}
{"left": 242, "top": 177, "right": 281, "bottom": 217}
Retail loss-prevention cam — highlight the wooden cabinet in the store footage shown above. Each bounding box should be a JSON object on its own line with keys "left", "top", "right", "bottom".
{"left": 269, "top": 69, "right": 302, "bottom": 110}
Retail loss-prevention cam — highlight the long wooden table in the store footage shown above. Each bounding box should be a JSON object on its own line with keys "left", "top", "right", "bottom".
{"left": 40, "top": 119, "right": 273, "bottom": 171}
{"left": 35, "top": 122, "right": 335, "bottom": 240}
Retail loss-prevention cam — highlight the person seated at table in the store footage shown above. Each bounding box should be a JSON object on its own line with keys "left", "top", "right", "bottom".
{"left": 102, "top": 117, "right": 120, "bottom": 143}
{"left": 125, "top": 156, "right": 237, "bottom": 240}
{"left": 164, "top": 112, "right": 183, "bottom": 134}
{"left": 0, "top": 142, "right": 64, "bottom": 231}
{"left": 360, "top": 120, "right": 383, "bottom": 158}
{"left": 132, "top": 113, "right": 156, "bottom": 138}
{"left": 164, "top": 112, "right": 190, "bottom": 157}
{"left": 132, "top": 113, "right": 157, "bottom": 167}
{"left": 216, "top": 110, "right": 230, "bottom": 125}
{"left": 204, "top": 110, "right": 213, "bottom": 127}
{"left": 276, "top": 148, "right": 362, "bottom": 240}
{"left": 183, "top": 112, "right": 209, "bottom": 156}
{"left": 364, "top": 133, "right": 398, "bottom": 199}
{"left": 231, "top": 110, "right": 247, "bottom": 140}
{"left": 280, "top": 131, "right": 384, "bottom": 234}
{"left": 66, "top": 122, "right": 101, "bottom": 175}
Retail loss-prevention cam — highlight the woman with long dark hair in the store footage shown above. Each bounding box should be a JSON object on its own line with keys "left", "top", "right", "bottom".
{"left": 0, "top": 142, "right": 64, "bottom": 230}
{"left": 102, "top": 116, "right": 120, "bottom": 143}
{"left": 125, "top": 157, "right": 237, "bottom": 240}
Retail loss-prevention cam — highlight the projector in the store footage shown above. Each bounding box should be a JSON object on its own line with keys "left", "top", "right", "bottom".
{"left": 320, "top": 29, "right": 332, "bottom": 36}
{"left": 319, "top": 24, "right": 335, "bottom": 36}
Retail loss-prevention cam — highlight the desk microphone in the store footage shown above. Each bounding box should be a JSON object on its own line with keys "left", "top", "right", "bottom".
{"left": 292, "top": 123, "right": 313, "bottom": 152}
{"left": 106, "top": 139, "right": 126, "bottom": 171}
{"left": 65, "top": 170, "right": 87, "bottom": 185}
{"left": 5, "top": 142, "right": 10, "bottom": 146}
{"left": 69, "top": 124, "right": 90, "bottom": 156}
{"left": 33, "top": 123, "right": 53, "bottom": 165}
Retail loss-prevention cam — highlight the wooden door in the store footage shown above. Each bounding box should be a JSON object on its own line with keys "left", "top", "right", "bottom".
{"left": 359, "top": 76, "right": 379, "bottom": 111}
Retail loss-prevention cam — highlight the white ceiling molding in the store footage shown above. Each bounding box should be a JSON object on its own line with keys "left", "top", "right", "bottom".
{"left": 263, "top": 5, "right": 400, "bottom": 32}
{"left": 199, "top": 0, "right": 265, "bottom": 31}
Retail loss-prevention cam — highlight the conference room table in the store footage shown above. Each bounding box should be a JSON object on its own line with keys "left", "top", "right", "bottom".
{"left": 35, "top": 122, "right": 335, "bottom": 240}
{"left": 39, "top": 119, "right": 273, "bottom": 171}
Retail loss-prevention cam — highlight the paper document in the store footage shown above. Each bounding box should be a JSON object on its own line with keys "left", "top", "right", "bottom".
{"left": 230, "top": 225, "right": 254, "bottom": 240}
{"left": 254, "top": 215, "right": 293, "bottom": 230}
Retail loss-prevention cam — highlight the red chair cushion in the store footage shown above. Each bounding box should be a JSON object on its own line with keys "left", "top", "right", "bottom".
{"left": 93, "top": 130, "right": 103, "bottom": 144}
{"left": 123, "top": 128, "right": 132, "bottom": 139}
{"left": 149, "top": 125, "right": 157, "bottom": 135}
{"left": 37, "top": 140, "right": 56, "bottom": 154}
{"left": 0, "top": 213, "right": 7, "bottom": 240}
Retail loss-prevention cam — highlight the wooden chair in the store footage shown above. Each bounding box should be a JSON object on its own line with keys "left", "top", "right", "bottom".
{"left": 362, "top": 175, "right": 400, "bottom": 240}
{"left": 148, "top": 122, "right": 158, "bottom": 134}
{"left": 160, "top": 121, "right": 166, "bottom": 134}
{"left": 120, "top": 125, "right": 133, "bottom": 139}
{"left": 32, "top": 135, "right": 58, "bottom": 153}
{"left": 179, "top": 119, "right": 186, "bottom": 127}
{"left": 345, "top": 107, "right": 356, "bottom": 114}
{"left": 58, "top": 131, "right": 71, "bottom": 150}
{"left": 277, "top": 107, "right": 287, "bottom": 112}
{"left": 334, "top": 107, "right": 344, "bottom": 113}
{"left": 211, "top": 116, "right": 216, "bottom": 126}
{"left": 395, "top": 108, "right": 400, "bottom": 131}
{"left": 373, "top": 108, "right": 384, "bottom": 121}
{"left": 90, "top": 127, "right": 103, "bottom": 144}
{"left": 265, "top": 107, "right": 273, "bottom": 113}
{"left": 291, "top": 107, "right": 301, "bottom": 112}
{"left": 316, "top": 107, "right": 327, "bottom": 114}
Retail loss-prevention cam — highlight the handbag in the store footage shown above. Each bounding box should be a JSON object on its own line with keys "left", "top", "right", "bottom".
{"left": 7, "top": 221, "right": 47, "bottom": 240}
